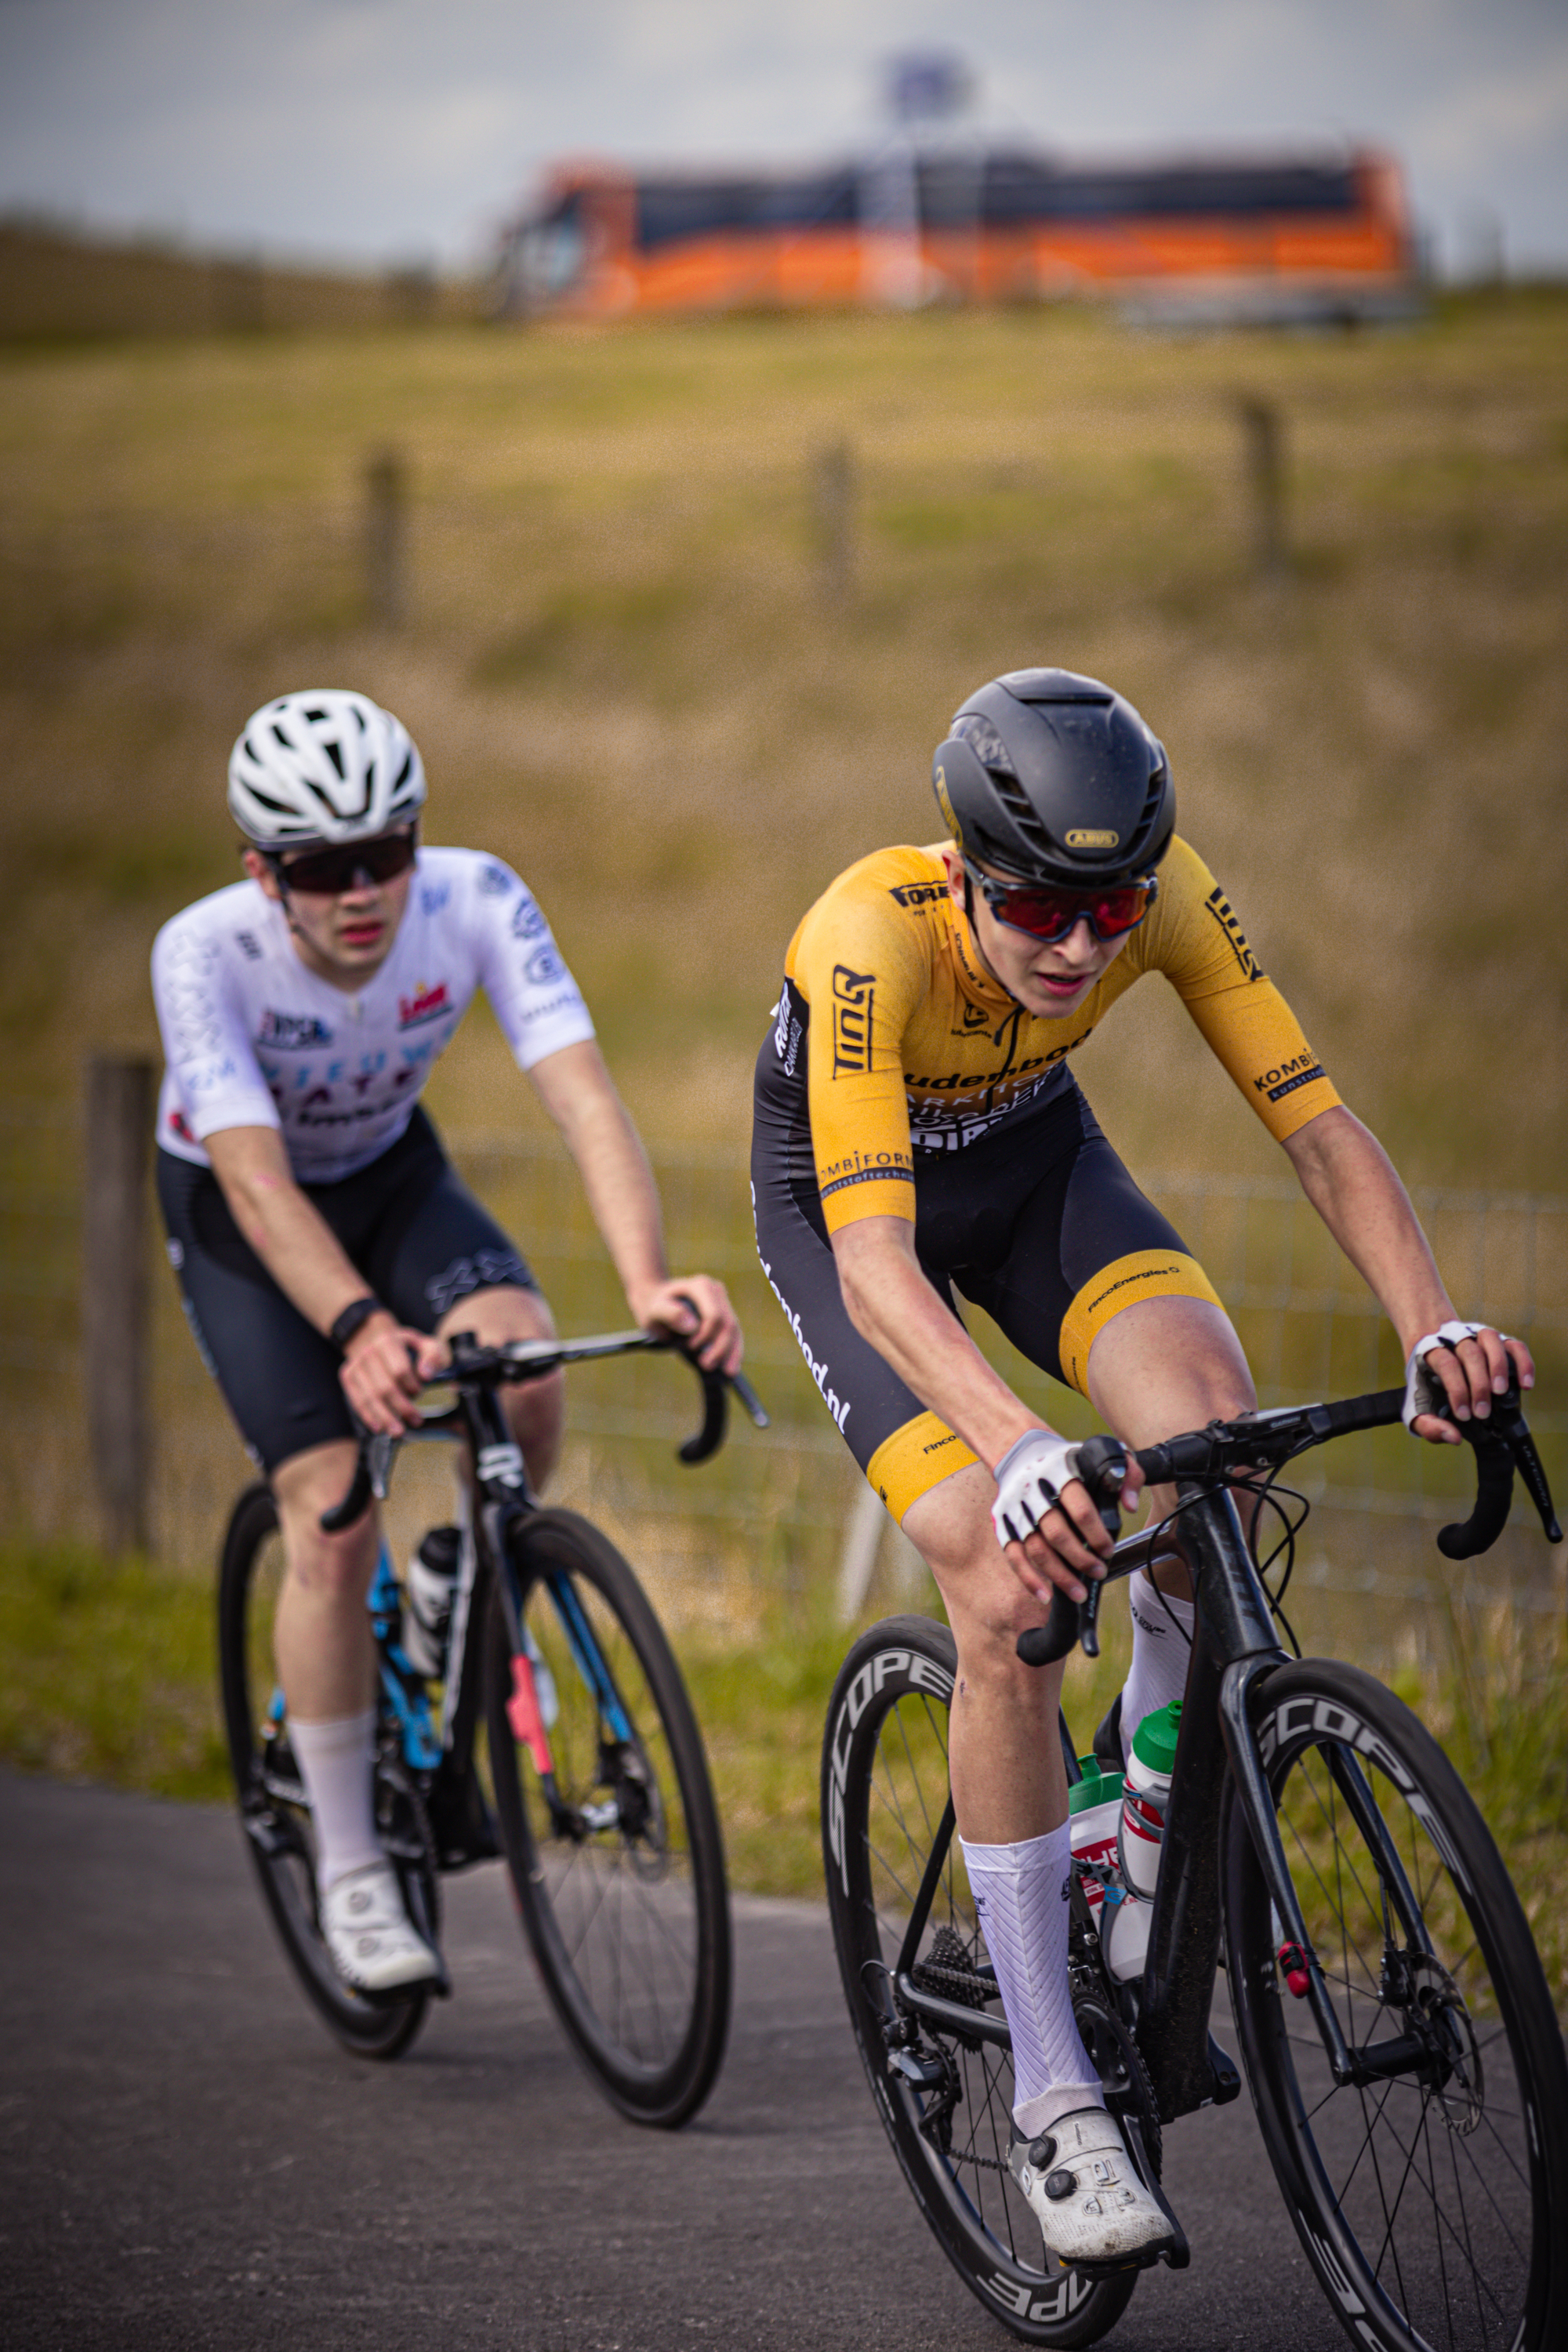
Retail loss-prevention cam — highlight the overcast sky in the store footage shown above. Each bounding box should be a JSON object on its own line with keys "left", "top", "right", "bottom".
{"left": 1, "top": 0, "right": 1564, "bottom": 276}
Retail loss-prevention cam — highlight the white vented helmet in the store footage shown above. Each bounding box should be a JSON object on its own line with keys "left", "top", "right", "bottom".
{"left": 227, "top": 689, "right": 426, "bottom": 848}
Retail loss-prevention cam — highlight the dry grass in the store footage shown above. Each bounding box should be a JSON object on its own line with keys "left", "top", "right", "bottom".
{"left": 0, "top": 292, "right": 1565, "bottom": 1181}
{"left": 1, "top": 298, "right": 1564, "bottom": 1990}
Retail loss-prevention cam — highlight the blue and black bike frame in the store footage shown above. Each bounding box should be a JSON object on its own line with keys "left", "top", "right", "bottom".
{"left": 321, "top": 1325, "right": 766, "bottom": 1857}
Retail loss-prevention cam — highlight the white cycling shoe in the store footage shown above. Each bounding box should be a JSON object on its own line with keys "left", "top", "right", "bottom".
{"left": 320, "top": 1861, "right": 442, "bottom": 1995}
{"left": 1009, "top": 2107, "right": 1177, "bottom": 2270}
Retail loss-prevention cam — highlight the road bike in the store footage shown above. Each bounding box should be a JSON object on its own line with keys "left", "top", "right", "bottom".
{"left": 219, "top": 1326, "right": 766, "bottom": 2129}
{"left": 821, "top": 1381, "right": 1567, "bottom": 2349}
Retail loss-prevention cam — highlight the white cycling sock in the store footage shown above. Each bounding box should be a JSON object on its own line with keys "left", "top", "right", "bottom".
{"left": 960, "top": 1824, "right": 1102, "bottom": 2139}
{"left": 1120, "top": 1570, "right": 1195, "bottom": 1764}
{"left": 289, "top": 1711, "right": 381, "bottom": 1892}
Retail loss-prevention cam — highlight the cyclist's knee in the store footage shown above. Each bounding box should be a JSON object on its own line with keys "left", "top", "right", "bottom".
{"left": 273, "top": 1443, "right": 379, "bottom": 1599}
{"left": 506, "top": 1367, "right": 563, "bottom": 1485}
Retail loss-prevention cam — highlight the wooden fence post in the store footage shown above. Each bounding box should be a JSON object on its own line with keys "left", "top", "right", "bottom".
{"left": 365, "top": 448, "right": 407, "bottom": 629}
{"left": 1236, "top": 395, "right": 1287, "bottom": 582}
{"left": 814, "top": 440, "right": 855, "bottom": 609}
{"left": 82, "top": 1054, "right": 155, "bottom": 1555}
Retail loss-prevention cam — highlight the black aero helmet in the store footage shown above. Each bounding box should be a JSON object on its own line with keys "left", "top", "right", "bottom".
{"left": 932, "top": 667, "right": 1174, "bottom": 887}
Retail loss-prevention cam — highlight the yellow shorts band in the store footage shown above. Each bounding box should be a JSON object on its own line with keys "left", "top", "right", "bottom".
{"left": 1058, "top": 1248, "right": 1225, "bottom": 1398}
{"left": 866, "top": 1411, "right": 981, "bottom": 1525}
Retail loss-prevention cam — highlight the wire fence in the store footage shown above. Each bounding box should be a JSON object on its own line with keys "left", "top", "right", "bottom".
{"left": 2, "top": 1096, "right": 1563, "bottom": 1668}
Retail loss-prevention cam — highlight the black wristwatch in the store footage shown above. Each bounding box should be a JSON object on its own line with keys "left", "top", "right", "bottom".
{"left": 329, "top": 1295, "right": 385, "bottom": 1354}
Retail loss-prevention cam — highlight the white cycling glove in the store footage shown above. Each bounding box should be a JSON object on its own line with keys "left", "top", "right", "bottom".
{"left": 1402, "top": 1320, "right": 1510, "bottom": 1430}
{"left": 991, "top": 1430, "right": 1083, "bottom": 1552}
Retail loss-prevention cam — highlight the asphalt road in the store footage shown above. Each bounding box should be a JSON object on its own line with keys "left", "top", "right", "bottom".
{"left": 0, "top": 1770, "right": 1341, "bottom": 2351}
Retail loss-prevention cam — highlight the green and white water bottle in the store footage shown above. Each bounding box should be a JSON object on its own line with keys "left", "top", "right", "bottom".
{"left": 1118, "top": 1700, "right": 1182, "bottom": 1898}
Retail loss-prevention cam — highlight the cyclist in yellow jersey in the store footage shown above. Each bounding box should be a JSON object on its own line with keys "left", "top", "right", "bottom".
{"left": 751, "top": 667, "right": 1532, "bottom": 2270}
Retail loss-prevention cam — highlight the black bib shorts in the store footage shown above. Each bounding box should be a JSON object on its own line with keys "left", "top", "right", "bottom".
{"left": 752, "top": 1037, "right": 1222, "bottom": 1523}
{"left": 158, "top": 1107, "right": 535, "bottom": 1472}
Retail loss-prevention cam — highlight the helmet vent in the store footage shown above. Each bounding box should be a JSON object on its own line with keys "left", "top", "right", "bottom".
{"left": 390, "top": 752, "right": 412, "bottom": 795}
{"left": 304, "top": 707, "right": 328, "bottom": 722}
{"left": 324, "top": 739, "right": 346, "bottom": 781}
{"left": 953, "top": 713, "right": 1015, "bottom": 775}
{"left": 989, "top": 768, "right": 1054, "bottom": 863}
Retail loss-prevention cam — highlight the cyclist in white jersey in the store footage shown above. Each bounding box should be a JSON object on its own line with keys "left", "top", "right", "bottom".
{"left": 152, "top": 690, "right": 741, "bottom": 1995}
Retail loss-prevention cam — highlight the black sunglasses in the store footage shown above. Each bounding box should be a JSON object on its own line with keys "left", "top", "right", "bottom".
{"left": 265, "top": 828, "right": 418, "bottom": 897}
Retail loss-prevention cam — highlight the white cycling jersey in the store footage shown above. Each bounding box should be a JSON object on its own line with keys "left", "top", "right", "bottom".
{"left": 151, "top": 847, "right": 595, "bottom": 1183}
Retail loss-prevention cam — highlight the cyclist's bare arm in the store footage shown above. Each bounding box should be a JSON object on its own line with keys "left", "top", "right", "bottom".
{"left": 1282, "top": 1106, "right": 1534, "bottom": 1439}
{"left": 528, "top": 1039, "right": 742, "bottom": 1376}
{"left": 829, "top": 1215, "right": 1123, "bottom": 1600}
{"left": 204, "top": 1126, "right": 443, "bottom": 1436}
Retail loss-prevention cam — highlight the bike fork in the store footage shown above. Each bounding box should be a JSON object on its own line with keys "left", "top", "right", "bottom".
{"left": 1219, "top": 1657, "right": 1411, "bottom": 2092}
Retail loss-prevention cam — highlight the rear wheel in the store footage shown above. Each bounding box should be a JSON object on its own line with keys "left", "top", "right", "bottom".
{"left": 821, "top": 1615, "right": 1140, "bottom": 2348}
{"left": 482, "top": 1508, "right": 731, "bottom": 2129}
{"left": 1223, "top": 1657, "right": 1568, "bottom": 2352}
{"left": 216, "top": 1483, "right": 436, "bottom": 2062}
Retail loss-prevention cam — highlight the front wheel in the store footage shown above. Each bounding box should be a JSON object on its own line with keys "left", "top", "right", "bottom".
{"left": 216, "top": 1482, "right": 436, "bottom": 2062}
{"left": 821, "top": 1615, "right": 1140, "bottom": 2348}
{"left": 482, "top": 1508, "right": 731, "bottom": 2129}
{"left": 1223, "top": 1657, "right": 1568, "bottom": 2352}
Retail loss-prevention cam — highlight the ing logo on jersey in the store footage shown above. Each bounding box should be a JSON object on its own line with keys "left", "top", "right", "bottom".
{"left": 831, "top": 966, "right": 876, "bottom": 1075}
{"left": 1203, "top": 886, "right": 1264, "bottom": 982}
{"left": 398, "top": 981, "right": 451, "bottom": 1029}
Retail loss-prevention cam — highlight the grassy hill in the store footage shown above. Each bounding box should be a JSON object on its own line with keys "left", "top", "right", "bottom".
{"left": 2, "top": 290, "right": 1563, "bottom": 1185}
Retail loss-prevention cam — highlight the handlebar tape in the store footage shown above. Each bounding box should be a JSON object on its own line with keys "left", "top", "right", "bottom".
{"left": 1436, "top": 1432, "right": 1515, "bottom": 1560}
{"left": 1017, "top": 1587, "right": 1088, "bottom": 1669}
{"left": 678, "top": 1367, "right": 728, "bottom": 1465}
{"left": 319, "top": 1457, "right": 374, "bottom": 1534}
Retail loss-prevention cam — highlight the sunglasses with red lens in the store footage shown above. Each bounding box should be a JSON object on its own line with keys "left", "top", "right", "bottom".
{"left": 962, "top": 857, "right": 1158, "bottom": 946}
{"left": 269, "top": 829, "right": 418, "bottom": 897}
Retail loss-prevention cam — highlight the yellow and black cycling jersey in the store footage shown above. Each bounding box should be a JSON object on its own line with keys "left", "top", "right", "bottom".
{"left": 779, "top": 835, "right": 1338, "bottom": 1234}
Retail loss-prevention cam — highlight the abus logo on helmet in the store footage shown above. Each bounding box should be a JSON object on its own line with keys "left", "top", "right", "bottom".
{"left": 1065, "top": 828, "right": 1119, "bottom": 848}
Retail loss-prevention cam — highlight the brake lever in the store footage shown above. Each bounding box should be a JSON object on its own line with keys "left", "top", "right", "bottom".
{"left": 1428, "top": 1381, "right": 1563, "bottom": 1558}
{"left": 1490, "top": 1394, "right": 1563, "bottom": 1543}
{"left": 1014, "top": 1433, "right": 1127, "bottom": 1666}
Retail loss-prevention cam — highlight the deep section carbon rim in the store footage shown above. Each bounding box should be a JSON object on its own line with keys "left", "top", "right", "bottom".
{"left": 1225, "top": 1659, "right": 1567, "bottom": 2352}
{"left": 822, "top": 1617, "right": 1136, "bottom": 2348}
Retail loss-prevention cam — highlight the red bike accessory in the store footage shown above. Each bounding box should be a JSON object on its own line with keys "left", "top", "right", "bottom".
{"left": 961, "top": 857, "right": 1158, "bottom": 945}
{"left": 1277, "top": 1940, "right": 1312, "bottom": 1998}
{"left": 270, "top": 826, "right": 418, "bottom": 897}
{"left": 506, "top": 1650, "right": 554, "bottom": 1777}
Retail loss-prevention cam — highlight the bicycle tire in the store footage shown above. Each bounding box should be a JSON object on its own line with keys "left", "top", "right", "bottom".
{"left": 216, "top": 1481, "right": 435, "bottom": 2062}
{"left": 821, "top": 1615, "right": 1139, "bottom": 2348}
{"left": 482, "top": 1508, "right": 731, "bottom": 2129}
{"left": 1221, "top": 1656, "right": 1568, "bottom": 2352}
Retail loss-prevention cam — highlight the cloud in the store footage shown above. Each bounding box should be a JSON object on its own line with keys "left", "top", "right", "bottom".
{"left": 1417, "top": 53, "right": 1568, "bottom": 174}
{"left": 0, "top": 0, "right": 1565, "bottom": 267}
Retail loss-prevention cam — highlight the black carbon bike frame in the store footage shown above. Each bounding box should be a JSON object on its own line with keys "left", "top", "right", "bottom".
{"left": 884, "top": 1381, "right": 1561, "bottom": 2125}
